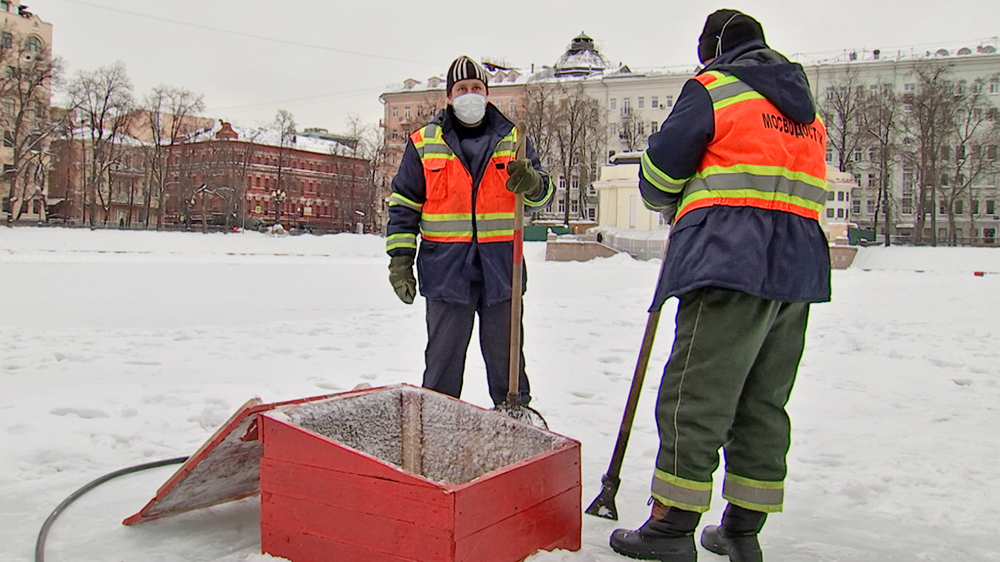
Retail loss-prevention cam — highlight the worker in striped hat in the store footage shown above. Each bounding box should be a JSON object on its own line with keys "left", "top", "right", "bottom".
{"left": 385, "top": 55, "right": 553, "bottom": 407}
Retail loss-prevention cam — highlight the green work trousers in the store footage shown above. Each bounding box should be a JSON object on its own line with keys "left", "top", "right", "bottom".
{"left": 651, "top": 287, "right": 810, "bottom": 513}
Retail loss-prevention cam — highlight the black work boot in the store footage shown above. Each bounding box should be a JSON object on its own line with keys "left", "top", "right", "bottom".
{"left": 700, "top": 504, "right": 766, "bottom": 562}
{"left": 610, "top": 499, "right": 700, "bottom": 561}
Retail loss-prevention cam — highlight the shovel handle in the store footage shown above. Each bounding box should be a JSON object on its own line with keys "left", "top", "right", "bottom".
{"left": 506, "top": 124, "right": 527, "bottom": 405}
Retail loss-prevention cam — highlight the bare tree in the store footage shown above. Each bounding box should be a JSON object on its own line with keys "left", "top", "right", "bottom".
{"left": 551, "top": 83, "right": 604, "bottom": 226}
{"left": 142, "top": 85, "right": 205, "bottom": 229}
{"left": 618, "top": 108, "right": 649, "bottom": 152}
{"left": 939, "top": 76, "right": 1000, "bottom": 245}
{"left": 66, "top": 62, "right": 135, "bottom": 227}
{"left": 860, "top": 81, "right": 903, "bottom": 246}
{"left": 273, "top": 109, "right": 297, "bottom": 225}
{"left": 345, "top": 114, "right": 385, "bottom": 232}
{"left": 0, "top": 28, "right": 65, "bottom": 223}
{"left": 521, "top": 81, "right": 604, "bottom": 226}
{"left": 820, "top": 65, "right": 868, "bottom": 174}
{"left": 904, "top": 61, "right": 959, "bottom": 246}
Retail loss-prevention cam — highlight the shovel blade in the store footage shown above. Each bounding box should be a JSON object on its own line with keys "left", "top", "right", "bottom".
{"left": 585, "top": 473, "right": 620, "bottom": 520}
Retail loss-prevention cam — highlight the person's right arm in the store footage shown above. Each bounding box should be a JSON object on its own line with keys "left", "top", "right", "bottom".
{"left": 639, "top": 79, "right": 715, "bottom": 222}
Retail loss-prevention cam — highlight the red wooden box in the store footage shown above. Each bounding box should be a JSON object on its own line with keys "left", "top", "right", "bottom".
{"left": 259, "top": 385, "right": 581, "bottom": 562}
{"left": 124, "top": 385, "right": 581, "bottom": 562}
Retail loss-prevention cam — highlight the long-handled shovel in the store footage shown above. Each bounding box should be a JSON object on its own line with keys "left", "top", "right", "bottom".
{"left": 495, "top": 122, "right": 547, "bottom": 429}
{"left": 585, "top": 309, "right": 661, "bottom": 519}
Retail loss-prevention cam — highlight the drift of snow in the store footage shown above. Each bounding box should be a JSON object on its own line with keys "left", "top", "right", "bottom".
{"left": 1, "top": 227, "right": 999, "bottom": 562}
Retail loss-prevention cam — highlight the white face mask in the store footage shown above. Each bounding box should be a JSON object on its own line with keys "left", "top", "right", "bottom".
{"left": 451, "top": 93, "right": 487, "bottom": 125}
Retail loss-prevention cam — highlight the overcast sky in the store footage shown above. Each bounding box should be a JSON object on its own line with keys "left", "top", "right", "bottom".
{"left": 29, "top": 0, "right": 1000, "bottom": 135}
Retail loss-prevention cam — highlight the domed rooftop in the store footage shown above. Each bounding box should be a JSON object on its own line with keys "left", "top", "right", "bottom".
{"left": 553, "top": 32, "right": 612, "bottom": 77}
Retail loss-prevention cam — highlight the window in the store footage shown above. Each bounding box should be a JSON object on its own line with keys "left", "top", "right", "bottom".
{"left": 391, "top": 107, "right": 398, "bottom": 118}
{"left": 0, "top": 2, "right": 8, "bottom": 13}
{"left": 867, "top": 199, "right": 876, "bottom": 214}
{"left": 609, "top": 123, "right": 617, "bottom": 136}
{"left": 939, "top": 201, "right": 947, "bottom": 215}
{"left": 956, "top": 200, "right": 964, "bottom": 214}
{"left": 972, "top": 80, "right": 983, "bottom": 94}
{"left": 852, "top": 196, "right": 861, "bottom": 214}
{"left": 868, "top": 147, "right": 875, "bottom": 161}
{"left": 664, "top": 95, "right": 673, "bottom": 108}
{"left": 987, "top": 200, "right": 996, "bottom": 214}
{"left": 902, "top": 168, "right": 914, "bottom": 214}
{"left": 508, "top": 100, "right": 516, "bottom": 114}
{"left": 558, "top": 176, "right": 567, "bottom": 190}
{"left": 571, "top": 200, "right": 579, "bottom": 215}
{"left": 991, "top": 79, "right": 1000, "bottom": 95}
{"left": 985, "top": 228, "right": 997, "bottom": 244}
{"left": 23, "top": 36, "right": 42, "bottom": 52}
{"left": 904, "top": 83, "right": 915, "bottom": 92}
{"left": 837, "top": 191, "right": 845, "bottom": 201}
{"left": 638, "top": 97, "right": 645, "bottom": 109}
{"left": 557, "top": 199, "right": 565, "bottom": 213}
{"left": 826, "top": 208, "right": 835, "bottom": 218}
{"left": 826, "top": 147, "right": 833, "bottom": 162}
{"left": 825, "top": 87, "right": 835, "bottom": 101}
{"left": 837, "top": 208, "right": 844, "bottom": 218}
{"left": 403, "top": 106, "right": 410, "bottom": 119}
{"left": 651, "top": 122, "right": 658, "bottom": 134}
{"left": 827, "top": 191, "right": 835, "bottom": 201}
{"left": 609, "top": 98, "right": 616, "bottom": 110}
{"left": 957, "top": 80, "right": 967, "bottom": 95}
{"left": 622, "top": 98, "right": 631, "bottom": 115}
{"left": 0, "top": 32, "right": 9, "bottom": 50}
{"left": 853, "top": 147, "right": 863, "bottom": 161}
{"left": 973, "top": 199, "right": 980, "bottom": 214}
{"left": 2, "top": 131, "right": 11, "bottom": 147}
{"left": 989, "top": 145, "right": 998, "bottom": 160}
{"left": 588, "top": 208, "right": 596, "bottom": 220}
{"left": 651, "top": 96, "right": 659, "bottom": 109}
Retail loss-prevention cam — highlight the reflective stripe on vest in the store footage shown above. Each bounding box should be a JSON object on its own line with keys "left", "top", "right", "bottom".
{"left": 674, "top": 71, "right": 828, "bottom": 222}
{"left": 410, "top": 124, "right": 519, "bottom": 243}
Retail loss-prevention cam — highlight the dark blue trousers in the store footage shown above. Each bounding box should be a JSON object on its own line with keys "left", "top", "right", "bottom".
{"left": 422, "top": 283, "right": 530, "bottom": 406}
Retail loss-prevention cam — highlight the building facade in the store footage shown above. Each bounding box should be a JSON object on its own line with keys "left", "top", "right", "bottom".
{"left": 381, "top": 36, "right": 1000, "bottom": 245}
{"left": 164, "top": 122, "right": 371, "bottom": 233}
{"left": 0, "top": 3, "right": 53, "bottom": 224}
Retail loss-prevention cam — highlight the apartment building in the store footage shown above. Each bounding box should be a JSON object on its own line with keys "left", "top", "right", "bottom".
{"left": 0, "top": 2, "right": 53, "bottom": 224}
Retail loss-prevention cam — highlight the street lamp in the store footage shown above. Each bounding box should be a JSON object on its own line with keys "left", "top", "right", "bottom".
{"left": 271, "top": 189, "right": 287, "bottom": 226}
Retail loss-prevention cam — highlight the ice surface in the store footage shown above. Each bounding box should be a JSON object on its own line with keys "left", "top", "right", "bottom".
{"left": 4, "top": 229, "right": 1000, "bottom": 562}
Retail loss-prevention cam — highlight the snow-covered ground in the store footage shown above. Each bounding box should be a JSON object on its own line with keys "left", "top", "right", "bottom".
{"left": 1, "top": 227, "right": 999, "bottom": 562}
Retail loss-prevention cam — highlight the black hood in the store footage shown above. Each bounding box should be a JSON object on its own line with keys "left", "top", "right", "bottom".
{"left": 703, "top": 40, "right": 817, "bottom": 124}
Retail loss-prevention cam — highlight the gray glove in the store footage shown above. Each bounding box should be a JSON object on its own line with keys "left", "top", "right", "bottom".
{"left": 388, "top": 255, "right": 416, "bottom": 304}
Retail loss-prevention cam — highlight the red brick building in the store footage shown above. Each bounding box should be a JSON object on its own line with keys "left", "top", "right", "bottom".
{"left": 48, "top": 120, "right": 374, "bottom": 233}
{"left": 164, "top": 122, "right": 372, "bottom": 232}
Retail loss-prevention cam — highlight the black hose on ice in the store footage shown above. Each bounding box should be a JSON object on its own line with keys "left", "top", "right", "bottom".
{"left": 34, "top": 456, "right": 188, "bottom": 562}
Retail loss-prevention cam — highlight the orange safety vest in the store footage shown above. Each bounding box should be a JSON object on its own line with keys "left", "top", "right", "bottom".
{"left": 672, "top": 70, "right": 828, "bottom": 222}
{"left": 409, "top": 123, "right": 519, "bottom": 243}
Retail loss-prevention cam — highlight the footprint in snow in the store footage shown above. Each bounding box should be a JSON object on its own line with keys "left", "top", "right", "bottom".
{"left": 569, "top": 391, "right": 595, "bottom": 399}
{"left": 952, "top": 379, "right": 973, "bottom": 387}
{"left": 597, "top": 356, "right": 624, "bottom": 364}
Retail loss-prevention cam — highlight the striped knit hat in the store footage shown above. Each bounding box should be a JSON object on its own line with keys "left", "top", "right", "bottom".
{"left": 446, "top": 55, "right": 489, "bottom": 95}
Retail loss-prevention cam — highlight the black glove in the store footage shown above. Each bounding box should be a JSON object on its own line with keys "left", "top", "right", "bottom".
{"left": 505, "top": 159, "right": 541, "bottom": 195}
{"left": 388, "top": 255, "right": 416, "bottom": 304}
